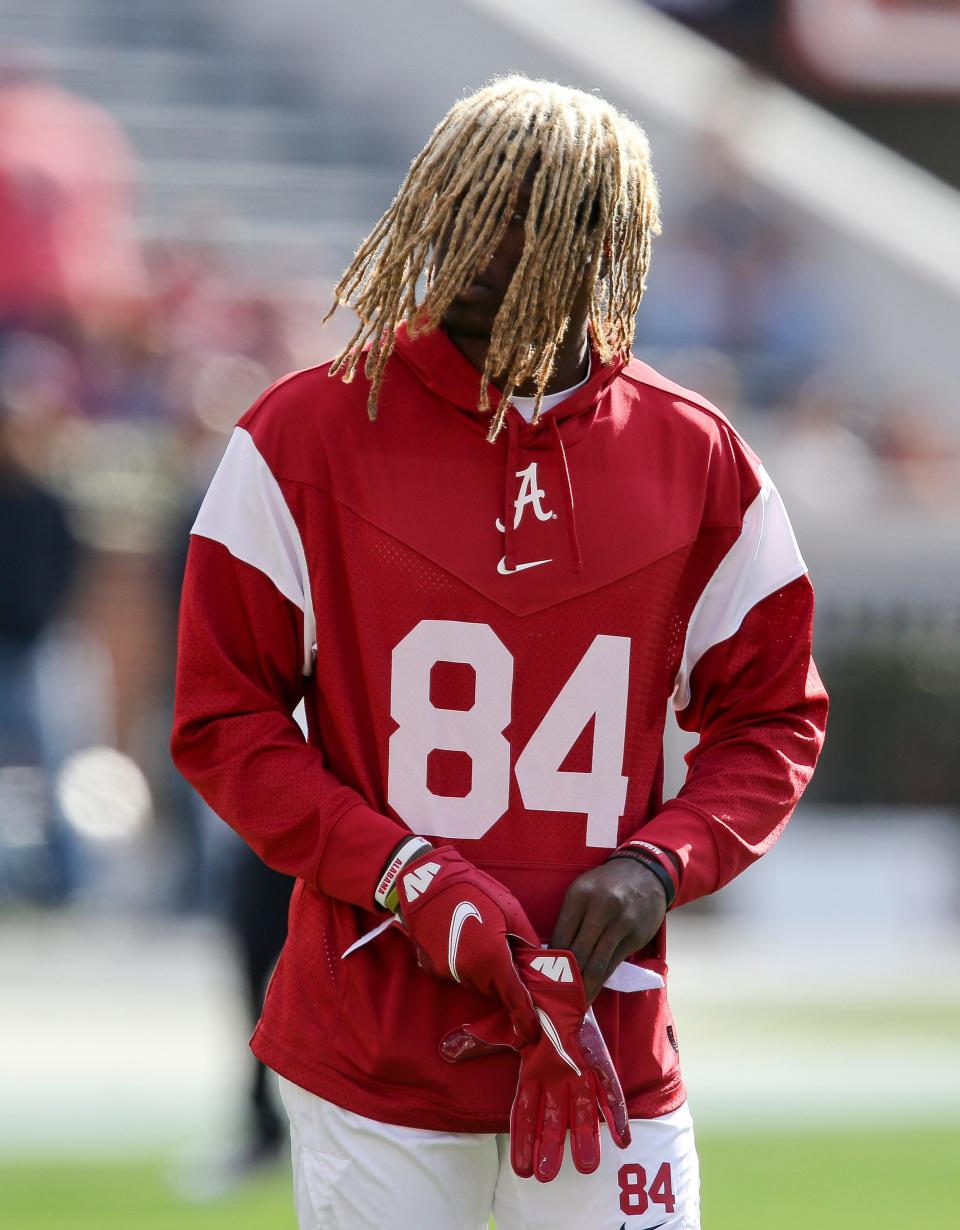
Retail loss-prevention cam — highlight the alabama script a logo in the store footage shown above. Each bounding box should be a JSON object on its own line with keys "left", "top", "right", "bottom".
{"left": 496, "top": 461, "right": 554, "bottom": 575}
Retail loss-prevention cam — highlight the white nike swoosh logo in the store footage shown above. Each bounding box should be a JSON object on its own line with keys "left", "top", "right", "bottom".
{"left": 448, "top": 901, "right": 482, "bottom": 982}
{"left": 536, "top": 1007, "right": 582, "bottom": 1075}
{"left": 497, "top": 557, "right": 551, "bottom": 575}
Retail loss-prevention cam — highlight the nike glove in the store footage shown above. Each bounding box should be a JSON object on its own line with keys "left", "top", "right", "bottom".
{"left": 440, "top": 945, "right": 631, "bottom": 1182}
{"left": 395, "top": 846, "right": 540, "bottom": 1047}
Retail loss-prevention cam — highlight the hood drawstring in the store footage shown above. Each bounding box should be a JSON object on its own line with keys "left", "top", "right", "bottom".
{"left": 549, "top": 415, "right": 583, "bottom": 574}
{"left": 503, "top": 410, "right": 520, "bottom": 572}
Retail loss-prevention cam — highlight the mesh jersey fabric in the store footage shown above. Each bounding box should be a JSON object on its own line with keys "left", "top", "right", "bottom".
{"left": 171, "top": 323, "right": 827, "bottom": 1132}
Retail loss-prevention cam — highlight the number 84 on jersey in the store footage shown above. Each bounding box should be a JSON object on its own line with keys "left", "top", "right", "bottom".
{"left": 388, "top": 619, "right": 631, "bottom": 848}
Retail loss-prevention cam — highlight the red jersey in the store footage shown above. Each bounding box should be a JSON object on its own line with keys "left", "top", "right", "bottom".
{"left": 171, "top": 324, "right": 827, "bottom": 1131}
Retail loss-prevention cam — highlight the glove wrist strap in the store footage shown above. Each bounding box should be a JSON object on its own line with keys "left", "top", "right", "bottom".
{"left": 374, "top": 836, "right": 434, "bottom": 913}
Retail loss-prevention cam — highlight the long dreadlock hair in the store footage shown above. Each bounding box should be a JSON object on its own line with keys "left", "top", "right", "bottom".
{"left": 325, "top": 75, "right": 660, "bottom": 441}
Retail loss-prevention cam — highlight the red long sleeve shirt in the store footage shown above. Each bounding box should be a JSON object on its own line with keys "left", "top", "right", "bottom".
{"left": 171, "top": 324, "right": 827, "bottom": 1130}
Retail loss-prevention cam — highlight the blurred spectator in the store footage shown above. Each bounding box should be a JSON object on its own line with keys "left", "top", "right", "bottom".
{"left": 0, "top": 399, "right": 77, "bottom": 730}
{"left": 871, "top": 400, "right": 960, "bottom": 512}
{"left": 0, "top": 397, "right": 79, "bottom": 898}
{"left": 0, "top": 330, "right": 81, "bottom": 473}
{"left": 77, "top": 302, "right": 169, "bottom": 422}
{"left": 759, "top": 366, "right": 883, "bottom": 517}
{"left": 0, "top": 62, "right": 145, "bottom": 327}
{"left": 639, "top": 136, "right": 827, "bottom": 407}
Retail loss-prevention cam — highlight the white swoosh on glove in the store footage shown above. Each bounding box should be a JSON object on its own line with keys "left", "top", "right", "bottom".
{"left": 537, "top": 1007, "right": 582, "bottom": 1075}
{"left": 448, "top": 901, "right": 482, "bottom": 982}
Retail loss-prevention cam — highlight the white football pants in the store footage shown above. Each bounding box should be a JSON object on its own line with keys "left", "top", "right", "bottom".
{"left": 278, "top": 1076, "right": 700, "bottom": 1230}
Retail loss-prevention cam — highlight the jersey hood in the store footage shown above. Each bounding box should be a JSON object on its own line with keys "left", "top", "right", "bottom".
{"left": 391, "top": 321, "right": 627, "bottom": 437}
{"left": 391, "top": 322, "right": 628, "bottom": 574}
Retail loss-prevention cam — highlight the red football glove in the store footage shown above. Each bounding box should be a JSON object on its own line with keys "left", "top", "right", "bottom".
{"left": 440, "top": 946, "right": 631, "bottom": 1183}
{"left": 395, "top": 846, "right": 540, "bottom": 1046}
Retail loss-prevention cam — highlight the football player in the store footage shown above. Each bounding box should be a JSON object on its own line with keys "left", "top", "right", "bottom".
{"left": 172, "top": 76, "right": 827, "bottom": 1229}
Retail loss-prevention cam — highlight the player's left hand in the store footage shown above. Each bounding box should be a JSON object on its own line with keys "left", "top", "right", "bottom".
{"left": 550, "top": 860, "right": 667, "bottom": 1003}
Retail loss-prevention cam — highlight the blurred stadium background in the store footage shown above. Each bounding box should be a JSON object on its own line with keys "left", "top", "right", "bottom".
{"left": 0, "top": 1, "right": 958, "bottom": 1226}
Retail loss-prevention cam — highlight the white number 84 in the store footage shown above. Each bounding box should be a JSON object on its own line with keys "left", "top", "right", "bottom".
{"left": 387, "top": 620, "right": 630, "bottom": 848}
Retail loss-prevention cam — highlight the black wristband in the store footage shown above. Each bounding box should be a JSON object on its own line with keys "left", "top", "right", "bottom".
{"left": 607, "top": 849, "right": 677, "bottom": 909}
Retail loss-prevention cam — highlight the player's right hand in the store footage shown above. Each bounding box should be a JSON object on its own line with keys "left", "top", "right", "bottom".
{"left": 395, "top": 846, "right": 540, "bottom": 1046}
{"left": 440, "top": 944, "right": 632, "bottom": 1182}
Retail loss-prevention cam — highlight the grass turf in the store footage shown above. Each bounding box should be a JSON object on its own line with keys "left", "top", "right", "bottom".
{"left": 3, "top": 1125, "right": 957, "bottom": 1228}
{"left": 700, "top": 1125, "right": 958, "bottom": 1227}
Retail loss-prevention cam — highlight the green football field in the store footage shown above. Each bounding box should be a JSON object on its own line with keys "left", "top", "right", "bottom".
{"left": 4, "top": 1125, "right": 956, "bottom": 1229}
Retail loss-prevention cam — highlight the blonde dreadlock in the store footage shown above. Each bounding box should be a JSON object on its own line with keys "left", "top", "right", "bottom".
{"left": 325, "top": 76, "right": 660, "bottom": 441}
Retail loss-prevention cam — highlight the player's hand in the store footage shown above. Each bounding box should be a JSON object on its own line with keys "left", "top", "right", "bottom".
{"left": 441, "top": 945, "right": 631, "bottom": 1182}
{"left": 396, "top": 846, "right": 540, "bottom": 1045}
{"left": 550, "top": 860, "right": 667, "bottom": 1003}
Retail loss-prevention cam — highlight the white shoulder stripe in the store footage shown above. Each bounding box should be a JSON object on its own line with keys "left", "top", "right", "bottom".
{"left": 191, "top": 427, "right": 316, "bottom": 676}
{"left": 672, "top": 467, "right": 806, "bottom": 711}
